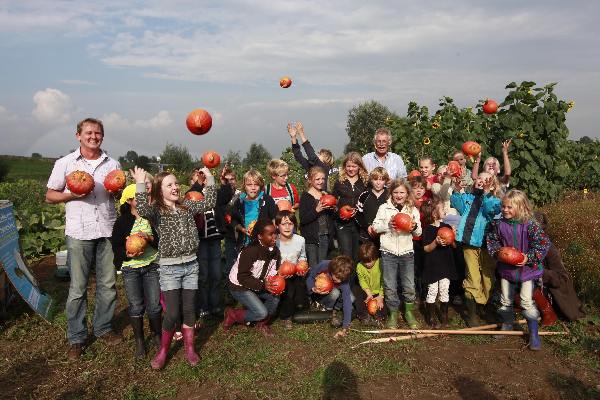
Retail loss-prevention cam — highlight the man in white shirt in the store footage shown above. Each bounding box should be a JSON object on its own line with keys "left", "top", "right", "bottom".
{"left": 46, "top": 118, "right": 122, "bottom": 360}
{"left": 362, "top": 128, "right": 407, "bottom": 180}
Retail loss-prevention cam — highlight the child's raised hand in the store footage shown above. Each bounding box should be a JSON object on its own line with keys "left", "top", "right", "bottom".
{"left": 502, "top": 139, "right": 512, "bottom": 154}
{"left": 296, "top": 121, "right": 305, "bottom": 136}
{"left": 287, "top": 123, "right": 297, "bottom": 138}
{"left": 131, "top": 166, "right": 147, "bottom": 184}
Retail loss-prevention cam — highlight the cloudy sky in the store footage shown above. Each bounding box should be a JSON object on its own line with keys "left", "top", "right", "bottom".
{"left": 1, "top": 1, "right": 599, "bottom": 160}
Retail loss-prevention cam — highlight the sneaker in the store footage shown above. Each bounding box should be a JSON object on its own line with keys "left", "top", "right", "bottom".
{"left": 67, "top": 343, "right": 83, "bottom": 360}
{"left": 331, "top": 310, "right": 342, "bottom": 328}
{"left": 97, "top": 330, "right": 122, "bottom": 345}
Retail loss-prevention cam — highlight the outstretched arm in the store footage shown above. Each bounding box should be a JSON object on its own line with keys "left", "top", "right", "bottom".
{"left": 501, "top": 139, "right": 512, "bottom": 184}
{"left": 471, "top": 153, "right": 481, "bottom": 181}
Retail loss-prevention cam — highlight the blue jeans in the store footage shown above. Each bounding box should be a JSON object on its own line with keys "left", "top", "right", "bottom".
{"left": 197, "top": 238, "right": 223, "bottom": 314}
{"left": 229, "top": 289, "right": 280, "bottom": 322}
{"left": 158, "top": 260, "right": 199, "bottom": 291}
{"left": 122, "top": 264, "right": 161, "bottom": 318}
{"left": 337, "top": 221, "right": 360, "bottom": 262}
{"left": 306, "top": 234, "right": 329, "bottom": 270}
{"left": 66, "top": 236, "right": 116, "bottom": 344}
{"left": 381, "top": 252, "right": 415, "bottom": 310}
{"left": 498, "top": 279, "right": 540, "bottom": 322}
{"left": 224, "top": 237, "right": 238, "bottom": 277}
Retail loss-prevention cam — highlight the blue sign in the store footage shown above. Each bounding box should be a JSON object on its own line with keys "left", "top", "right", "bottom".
{"left": 0, "top": 201, "right": 54, "bottom": 320}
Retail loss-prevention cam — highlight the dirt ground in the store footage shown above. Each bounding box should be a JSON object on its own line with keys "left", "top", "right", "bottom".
{"left": 0, "top": 257, "right": 599, "bottom": 400}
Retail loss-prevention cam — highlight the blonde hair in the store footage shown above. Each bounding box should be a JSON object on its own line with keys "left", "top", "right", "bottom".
{"left": 369, "top": 166, "right": 390, "bottom": 183}
{"left": 484, "top": 157, "right": 501, "bottom": 175}
{"left": 243, "top": 169, "right": 265, "bottom": 191}
{"left": 339, "top": 152, "right": 368, "bottom": 184}
{"left": 318, "top": 149, "right": 334, "bottom": 167}
{"left": 388, "top": 179, "right": 415, "bottom": 211}
{"left": 502, "top": 189, "right": 533, "bottom": 222}
{"left": 478, "top": 172, "right": 502, "bottom": 197}
{"left": 306, "top": 166, "right": 325, "bottom": 189}
{"left": 267, "top": 159, "right": 289, "bottom": 177}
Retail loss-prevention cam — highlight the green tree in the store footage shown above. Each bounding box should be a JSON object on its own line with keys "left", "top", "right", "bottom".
{"left": 344, "top": 81, "right": 596, "bottom": 204}
{"left": 345, "top": 100, "right": 401, "bottom": 154}
{"left": 243, "top": 143, "right": 271, "bottom": 178}
{"left": 31, "top": 152, "right": 42, "bottom": 158}
{"left": 160, "top": 143, "right": 194, "bottom": 173}
{"left": 0, "top": 159, "right": 9, "bottom": 182}
{"left": 280, "top": 147, "right": 306, "bottom": 189}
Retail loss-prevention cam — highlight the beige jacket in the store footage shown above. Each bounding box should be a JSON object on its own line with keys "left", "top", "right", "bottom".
{"left": 372, "top": 199, "right": 421, "bottom": 256}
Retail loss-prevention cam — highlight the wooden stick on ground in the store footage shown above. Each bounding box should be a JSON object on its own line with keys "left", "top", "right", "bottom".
{"left": 356, "top": 328, "right": 568, "bottom": 336}
{"left": 351, "top": 322, "right": 501, "bottom": 349}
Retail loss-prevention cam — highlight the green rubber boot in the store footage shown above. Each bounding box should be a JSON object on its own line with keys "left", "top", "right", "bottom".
{"left": 404, "top": 302, "right": 419, "bottom": 329}
{"left": 386, "top": 310, "right": 399, "bottom": 329}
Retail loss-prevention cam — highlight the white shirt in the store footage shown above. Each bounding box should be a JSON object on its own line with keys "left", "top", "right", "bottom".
{"left": 47, "top": 149, "right": 121, "bottom": 240}
{"left": 362, "top": 151, "right": 407, "bottom": 181}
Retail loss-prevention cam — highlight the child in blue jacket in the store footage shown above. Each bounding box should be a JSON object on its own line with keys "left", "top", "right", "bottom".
{"left": 450, "top": 172, "right": 501, "bottom": 327}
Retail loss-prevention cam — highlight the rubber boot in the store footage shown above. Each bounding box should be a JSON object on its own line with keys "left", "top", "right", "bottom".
{"left": 182, "top": 326, "right": 200, "bottom": 366}
{"left": 424, "top": 303, "right": 439, "bottom": 328}
{"left": 256, "top": 316, "right": 275, "bottom": 338}
{"left": 464, "top": 295, "right": 478, "bottom": 328}
{"left": 527, "top": 319, "right": 541, "bottom": 351}
{"left": 404, "top": 302, "right": 419, "bottom": 329}
{"left": 130, "top": 316, "right": 146, "bottom": 359}
{"left": 223, "top": 307, "right": 246, "bottom": 331}
{"left": 533, "top": 288, "right": 557, "bottom": 327}
{"left": 438, "top": 302, "right": 449, "bottom": 328}
{"left": 148, "top": 314, "right": 162, "bottom": 347}
{"left": 387, "top": 309, "right": 399, "bottom": 329}
{"left": 150, "top": 330, "right": 174, "bottom": 370}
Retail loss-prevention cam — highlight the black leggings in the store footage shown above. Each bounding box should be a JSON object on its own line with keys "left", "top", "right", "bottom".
{"left": 279, "top": 275, "right": 309, "bottom": 319}
{"left": 162, "top": 289, "right": 196, "bottom": 332}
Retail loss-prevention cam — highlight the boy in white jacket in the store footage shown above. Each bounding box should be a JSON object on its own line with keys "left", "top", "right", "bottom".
{"left": 372, "top": 179, "right": 422, "bottom": 329}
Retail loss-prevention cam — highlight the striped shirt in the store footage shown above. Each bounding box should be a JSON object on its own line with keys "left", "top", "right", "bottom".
{"left": 122, "top": 218, "right": 158, "bottom": 269}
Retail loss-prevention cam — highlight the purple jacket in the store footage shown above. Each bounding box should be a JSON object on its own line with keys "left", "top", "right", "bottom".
{"left": 486, "top": 219, "right": 550, "bottom": 283}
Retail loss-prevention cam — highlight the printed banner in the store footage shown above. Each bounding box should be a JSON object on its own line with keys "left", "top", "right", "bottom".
{"left": 0, "top": 201, "right": 54, "bottom": 320}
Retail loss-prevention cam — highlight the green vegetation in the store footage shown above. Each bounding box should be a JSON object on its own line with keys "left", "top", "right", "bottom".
{"left": 0, "top": 155, "right": 55, "bottom": 182}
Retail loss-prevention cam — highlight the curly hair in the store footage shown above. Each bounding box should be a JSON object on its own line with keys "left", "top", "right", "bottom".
{"left": 328, "top": 255, "right": 354, "bottom": 282}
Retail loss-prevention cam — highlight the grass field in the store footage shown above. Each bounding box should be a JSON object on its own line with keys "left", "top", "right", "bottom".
{"left": 0, "top": 155, "right": 55, "bottom": 182}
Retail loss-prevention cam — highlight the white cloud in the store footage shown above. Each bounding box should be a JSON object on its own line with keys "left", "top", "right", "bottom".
{"left": 101, "top": 110, "right": 173, "bottom": 130}
{"left": 59, "top": 79, "right": 98, "bottom": 86}
{"left": 31, "top": 88, "right": 73, "bottom": 124}
{"left": 0, "top": 105, "right": 17, "bottom": 122}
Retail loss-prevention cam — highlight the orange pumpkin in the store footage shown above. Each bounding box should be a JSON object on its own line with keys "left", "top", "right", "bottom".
{"left": 186, "top": 108, "right": 213, "bottom": 135}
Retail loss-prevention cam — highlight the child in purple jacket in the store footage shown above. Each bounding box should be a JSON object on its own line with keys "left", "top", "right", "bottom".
{"left": 486, "top": 190, "right": 550, "bottom": 350}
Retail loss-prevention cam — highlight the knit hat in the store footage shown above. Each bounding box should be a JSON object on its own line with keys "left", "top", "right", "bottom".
{"left": 120, "top": 184, "right": 137, "bottom": 205}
